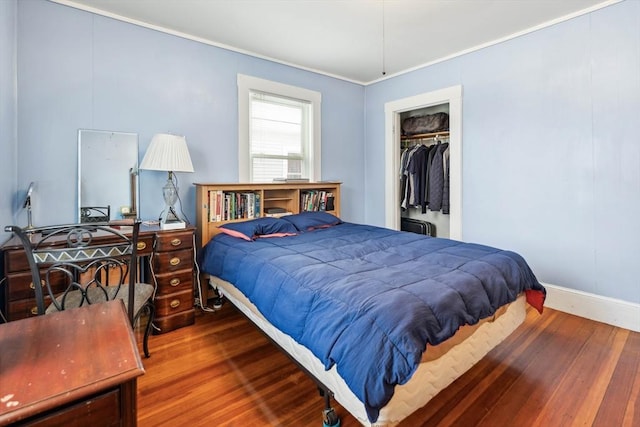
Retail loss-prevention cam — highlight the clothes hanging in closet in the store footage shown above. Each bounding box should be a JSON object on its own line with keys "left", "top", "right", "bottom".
{"left": 441, "top": 145, "right": 450, "bottom": 214}
{"left": 400, "top": 141, "right": 449, "bottom": 214}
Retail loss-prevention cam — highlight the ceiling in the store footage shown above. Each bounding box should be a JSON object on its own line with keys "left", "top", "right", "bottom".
{"left": 55, "top": 0, "right": 617, "bottom": 84}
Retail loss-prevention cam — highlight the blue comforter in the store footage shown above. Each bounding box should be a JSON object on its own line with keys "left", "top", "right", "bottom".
{"left": 200, "top": 222, "right": 545, "bottom": 422}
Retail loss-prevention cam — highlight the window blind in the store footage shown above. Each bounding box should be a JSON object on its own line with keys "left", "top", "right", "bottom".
{"left": 249, "top": 91, "right": 311, "bottom": 182}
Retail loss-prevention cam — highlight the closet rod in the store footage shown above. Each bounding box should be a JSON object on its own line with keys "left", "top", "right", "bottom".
{"left": 401, "top": 133, "right": 449, "bottom": 147}
{"left": 401, "top": 130, "right": 450, "bottom": 141}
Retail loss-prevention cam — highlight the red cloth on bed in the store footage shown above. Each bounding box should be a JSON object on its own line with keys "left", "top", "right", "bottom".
{"left": 526, "top": 289, "right": 545, "bottom": 313}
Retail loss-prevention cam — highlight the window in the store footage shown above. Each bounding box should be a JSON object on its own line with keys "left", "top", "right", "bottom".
{"left": 238, "top": 75, "right": 321, "bottom": 182}
{"left": 249, "top": 92, "right": 308, "bottom": 182}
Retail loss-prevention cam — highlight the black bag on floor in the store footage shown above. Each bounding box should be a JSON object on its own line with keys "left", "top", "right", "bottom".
{"left": 401, "top": 217, "right": 435, "bottom": 237}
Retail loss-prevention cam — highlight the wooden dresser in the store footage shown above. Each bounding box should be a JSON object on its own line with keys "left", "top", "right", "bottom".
{"left": 150, "top": 227, "right": 196, "bottom": 333}
{"left": 0, "top": 224, "right": 195, "bottom": 334}
{"left": 0, "top": 300, "right": 144, "bottom": 426}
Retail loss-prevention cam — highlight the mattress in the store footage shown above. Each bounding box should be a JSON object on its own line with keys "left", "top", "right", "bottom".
{"left": 211, "top": 275, "right": 527, "bottom": 426}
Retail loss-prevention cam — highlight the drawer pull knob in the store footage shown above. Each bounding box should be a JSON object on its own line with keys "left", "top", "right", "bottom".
{"left": 30, "top": 306, "right": 38, "bottom": 315}
{"left": 170, "top": 299, "right": 181, "bottom": 309}
{"left": 137, "top": 242, "right": 147, "bottom": 250}
{"left": 170, "top": 278, "right": 181, "bottom": 287}
{"left": 170, "top": 257, "right": 181, "bottom": 266}
{"left": 170, "top": 238, "right": 181, "bottom": 246}
{"left": 29, "top": 280, "right": 45, "bottom": 290}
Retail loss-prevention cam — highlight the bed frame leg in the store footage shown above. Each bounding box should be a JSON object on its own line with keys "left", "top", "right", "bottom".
{"left": 318, "top": 387, "right": 341, "bottom": 427}
{"left": 207, "top": 277, "right": 225, "bottom": 310}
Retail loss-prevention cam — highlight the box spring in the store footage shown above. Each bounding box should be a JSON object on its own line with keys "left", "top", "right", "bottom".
{"left": 210, "top": 276, "right": 526, "bottom": 426}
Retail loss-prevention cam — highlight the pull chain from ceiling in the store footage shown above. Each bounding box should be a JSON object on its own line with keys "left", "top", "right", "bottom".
{"left": 382, "top": 0, "right": 386, "bottom": 76}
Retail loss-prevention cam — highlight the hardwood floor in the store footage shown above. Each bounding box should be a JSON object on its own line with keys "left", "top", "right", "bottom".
{"left": 135, "top": 303, "right": 640, "bottom": 426}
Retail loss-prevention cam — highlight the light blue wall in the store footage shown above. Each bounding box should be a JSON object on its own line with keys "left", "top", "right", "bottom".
{"left": 364, "top": 0, "right": 640, "bottom": 304}
{"left": 13, "top": 0, "right": 365, "bottom": 229}
{"left": 0, "top": 0, "right": 17, "bottom": 230}
{"left": 6, "top": 0, "right": 639, "bottom": 306}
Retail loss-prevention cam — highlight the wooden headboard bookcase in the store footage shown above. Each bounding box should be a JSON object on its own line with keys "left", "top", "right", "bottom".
{"left": 193, "top": 181, "right": 341, "bottom": 302}
{"left": 194, "top": 181, "right": 341, "bottom": 249}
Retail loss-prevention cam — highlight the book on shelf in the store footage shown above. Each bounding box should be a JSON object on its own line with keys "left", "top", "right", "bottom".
{"left": 300, "top": 190, "right": 334, "bottom": 212}
{"left": 266, "top": 207, "right": 287, "bottom": 214}
{"left": 215, "top": 190, "right": 222, "bottom": 221}
{"left": 325, "top": 194, "right": 335, "bottom": 211}
{"left": 208, "top": 190, "right": 223, "bottom": 222}
{"left": 208, "top": 190, "right": 261, "bottom": 222}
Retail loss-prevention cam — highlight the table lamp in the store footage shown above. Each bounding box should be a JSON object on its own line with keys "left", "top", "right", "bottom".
{"left": 140, "top": 133, "right": 194, "bottom": 230}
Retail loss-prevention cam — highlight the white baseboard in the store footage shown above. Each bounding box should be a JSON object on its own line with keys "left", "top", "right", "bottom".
{"left": 542, "top": 282, "right": 640, "bottom": 332}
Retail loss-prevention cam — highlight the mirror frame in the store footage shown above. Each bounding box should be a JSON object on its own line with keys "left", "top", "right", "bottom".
{"left": 77, "top": 129, "right": 139, "bottom": 222}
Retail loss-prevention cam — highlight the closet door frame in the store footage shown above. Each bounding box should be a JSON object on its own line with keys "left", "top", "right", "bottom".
{"left": 384, "top": 85, "right": 462, "bottom": 240}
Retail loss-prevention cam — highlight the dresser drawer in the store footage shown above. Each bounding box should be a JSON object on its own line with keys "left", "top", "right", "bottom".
{"left": 154, "top": 289, "right": 193, "bottom": 317}
{"left": 154, "top": 308, "right": 195, "bottom": 334}
{"left": 6, "top": 270, "right": 68, "bottom": 301}
{"left": 152, "top": 248, "right": 193, "bottom": 274}
{"left": 23, "top": 388, "right": 120, "bottom": 427}
{"left": 136, "top": 235, "right": 154, "bottom": 256}
{"left": 155, "top": 230, "right": 193, "bottom": 252}
{"left": 154, "top": 269, "right": 193, "bottom": 296}
{"left": 7, "top": 296, "right": 56, "bottom": 321}
{"left": 4, "top": 249, "right": 29, "bottom": 274}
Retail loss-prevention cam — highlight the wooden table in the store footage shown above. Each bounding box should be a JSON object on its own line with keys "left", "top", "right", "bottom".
{"left": 0, "top": 300, "right": 145, "bottom": 426}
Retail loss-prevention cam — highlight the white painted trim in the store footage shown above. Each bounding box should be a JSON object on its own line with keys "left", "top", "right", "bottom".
{"left": 543, "top": 282, "right": 640, "bottom": 332}
{"left": 384, "top": 85, "right": 462, "bottom": 240}
{"left": 237, "top": 74, "right": 321, "bottom": 182}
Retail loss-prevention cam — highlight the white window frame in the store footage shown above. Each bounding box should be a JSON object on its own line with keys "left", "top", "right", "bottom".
{"left": 238, "top": 74, "right": 321, "bottom": 182}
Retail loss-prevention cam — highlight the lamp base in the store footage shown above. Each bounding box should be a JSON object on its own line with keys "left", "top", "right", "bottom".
{"left": 159, "top": 173, "right": 187, "bottom": 230}
{"left": 160, "top": 219, "right": 187, "bottom": 230}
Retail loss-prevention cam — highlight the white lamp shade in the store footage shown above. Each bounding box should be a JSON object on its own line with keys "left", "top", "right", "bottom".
{"left": 140, "top": 133, "right": 194, "bottom": 173}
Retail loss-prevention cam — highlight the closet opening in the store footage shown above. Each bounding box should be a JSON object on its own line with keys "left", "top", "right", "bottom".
{"left": 384, "top": 86, "right": 462, "bottom": 240}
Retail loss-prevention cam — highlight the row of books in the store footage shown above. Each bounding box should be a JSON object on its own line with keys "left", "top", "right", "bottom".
{"left": 300, "top": 191, "right": 335, "bottom": 212}
{"left": 207, "top": 190, "right": 336, "bottom": 222}
{"left": 208, "top": 190, "right": 261, "bottom": 222}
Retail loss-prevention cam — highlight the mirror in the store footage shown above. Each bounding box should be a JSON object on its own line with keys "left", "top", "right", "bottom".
{"left": 78, "top": 130, "right": 139, "bottom": 222}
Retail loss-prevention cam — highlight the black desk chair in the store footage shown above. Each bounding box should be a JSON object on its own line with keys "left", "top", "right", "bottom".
{"left": 5, "top": 220, "right": 155, "bottom": 357}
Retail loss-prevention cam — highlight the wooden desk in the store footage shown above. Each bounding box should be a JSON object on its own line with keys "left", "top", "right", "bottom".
{"left": 1, "top": 224, "right": 196, "bottom": 334}
{"left": 0, "top": 300, "right": 145, "bottom": 426}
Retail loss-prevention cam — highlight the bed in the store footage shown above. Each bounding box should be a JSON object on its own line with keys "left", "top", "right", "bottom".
{"left": 199, "top": 212, "right": 546, "bottom": 426}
